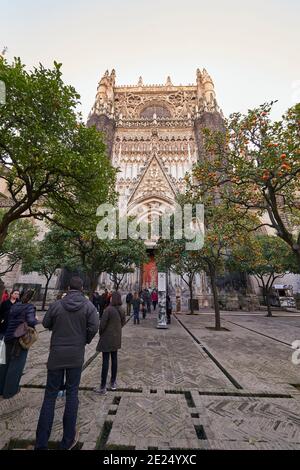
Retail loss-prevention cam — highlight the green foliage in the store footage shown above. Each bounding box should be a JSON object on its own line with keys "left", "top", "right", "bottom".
{"left": 104, "top": 239, "right": 148, "bottom": 290}
{"left": 21, "top": 225, "right": 77, "bottom": 280}
{"left": 228, "top": 235, "right": 299, "bottom": 282}
{"left": 189, "top": 102, "right": 300, "bottom": 263}
{"left": 63, "top": 230, "right": 148, "bottom": 292}
{"left": 0, "top": 210, "right": 37, "bottom": 276}
{"left": 0, "top": 57, "right": 116, "bottom": 246}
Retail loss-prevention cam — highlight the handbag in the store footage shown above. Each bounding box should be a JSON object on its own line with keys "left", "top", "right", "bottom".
{"left": 14, "top": 308, "right": 38, "bottom": 350}
{"left": 0, "top": 338, "right": 6, "bottom": 364}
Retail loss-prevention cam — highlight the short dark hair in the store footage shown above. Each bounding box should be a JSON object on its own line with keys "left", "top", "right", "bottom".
{"left": 69, "top": 276, "right": 83, "bottom": 291}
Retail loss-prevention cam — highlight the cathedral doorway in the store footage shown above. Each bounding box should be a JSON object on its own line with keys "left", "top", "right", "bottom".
{"left": 142, "top": 249, "right": 158, "bottom": 290}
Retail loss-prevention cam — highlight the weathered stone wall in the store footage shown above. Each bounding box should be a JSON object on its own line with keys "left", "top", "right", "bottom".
{"left": 194, "top": 111, "right": 225, "bottom": 160}
{"left": 87, "top": 113, "right": 116, "bottom": 158}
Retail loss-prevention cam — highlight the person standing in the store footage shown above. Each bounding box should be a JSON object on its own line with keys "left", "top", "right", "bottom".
{"left": 132, "top": 292, "right": 141, "bottom": 325}
{"left": 0, "top": 290, "right": 38, "bottom": 399}
{"left": 125, "top": 292, "right": 133, "bottom": 316}
{"left": 35, "top": 277, "right": 99, "bottom": 450}
{"left": 92, "top": 292, "right": 100, "bottom": 312}
{"left": 94, "top": 291, "right": 125, "bottom": 395}
{"left": 1, "top": 289, "right": 9, "bottom": 304}
{"left": 98, "top": 292, "right": 107, "bottom": 319}
{"left": 166, "top": 295, "right": 172, "bottom": 324}
{"left": 144, "top": 289, "right": 151, "bottom": 313}
{"left": 0, "top": 290, "right": 20, "bottom": 338}
{"left": 151, "top": 289, "right": 158, "bottom": 311}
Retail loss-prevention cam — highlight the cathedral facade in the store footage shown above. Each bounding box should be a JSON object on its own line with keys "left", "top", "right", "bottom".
{"left": 87, "top": 69, "right": 225, "bottom": 308}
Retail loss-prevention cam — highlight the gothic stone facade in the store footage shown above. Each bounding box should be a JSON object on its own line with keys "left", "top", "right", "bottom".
{"left": 87, "top": 69, "right": 228, "bottom": 308}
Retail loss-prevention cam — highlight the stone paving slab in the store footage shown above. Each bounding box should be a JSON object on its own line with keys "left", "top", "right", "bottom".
{"left": 1, "top": 309, "right": 300, "bottom": 450}
{"left": 81, "top": 314, "right": 235, "bottom": 391}
{"left": 176, "top": 314, "right": 300, "bottom": 394}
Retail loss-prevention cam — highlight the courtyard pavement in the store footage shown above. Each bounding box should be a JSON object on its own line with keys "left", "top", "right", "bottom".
{"left": 1, "top": 308, "right": 300, "bottom": 450}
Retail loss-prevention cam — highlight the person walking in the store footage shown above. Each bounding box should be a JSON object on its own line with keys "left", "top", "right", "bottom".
{"left": 0, "top": 290, "right": 38, "bottom": 399}
{"left": 132, "top": 292, "right": 142, "bottom": 325}
{"left": 94, "top": 291, "right": 125, "bottom": 395}
{"left": 35, "top": 277, "right": 99, "bottom": 450}
{"left": 0, "top": 289, "right": 20, "bottom": 338}
{"left": 143, "top": 289, "right": 151, "bottom": 313}
{"left": 151, "top": 289, "right": 158, "bottom": 311}
{"left": 125, "top": 292, "right": 133, "bottom": 316}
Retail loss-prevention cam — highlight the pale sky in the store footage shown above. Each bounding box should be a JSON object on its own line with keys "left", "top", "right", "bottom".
{"left": 1, "top": 0, "right": 299, "bottom": 121}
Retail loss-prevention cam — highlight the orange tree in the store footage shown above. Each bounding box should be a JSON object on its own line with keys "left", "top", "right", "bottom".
{"left": 157, "top": 199, "right": 257, "bottom": 329}
{"left": 188, "top": 102, "right": 300, "bottom": 265}
{"left": 0, "top": 57, "right": 116, "bottom": 247}
{"left": 227, "top": 235, "right": 299, "bottom": 317}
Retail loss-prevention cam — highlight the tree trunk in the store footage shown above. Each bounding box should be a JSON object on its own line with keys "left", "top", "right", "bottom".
{"left": 209, "top": 266, "right": 221, "bottom": 330}
{"left": 189, "top": 282, "right": 194, "bottom": 314}
{"left": 265, "top": 289, "right": 272, "bottom": 317}
{"left": 42, "top": 277, "right": 51, "bottom": 311}
{"left": 89, "top": 273, "right": 99, "bottom": 299}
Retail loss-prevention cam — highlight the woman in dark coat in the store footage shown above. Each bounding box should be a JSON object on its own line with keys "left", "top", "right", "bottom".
{"left": 0, "top": 289, "right": 20, "bottom": 338}
{"left": 0, "top": 290, "right": 38, "bottom": 399}
{"left": 94, "top": 291, "right": 125, "bottom": 395}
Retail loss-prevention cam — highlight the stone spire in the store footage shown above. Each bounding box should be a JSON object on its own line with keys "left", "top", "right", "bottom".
{"left": 137, "top": 76, "right": 143, "bottom": 86}
{"left": 166, "top": 76, "right": 172, "bottom": 86}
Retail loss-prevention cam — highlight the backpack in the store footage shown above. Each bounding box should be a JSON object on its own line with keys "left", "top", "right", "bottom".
{"left": 14, "top": 308, "right": 38, "bottom": 350}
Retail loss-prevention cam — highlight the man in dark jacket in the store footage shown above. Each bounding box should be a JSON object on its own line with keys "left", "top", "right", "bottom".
{"left": 35, "top": 277, "right": 99, "bottom": 450}
{"left": 125, "top": 291, "right": 133, "bottom": 316}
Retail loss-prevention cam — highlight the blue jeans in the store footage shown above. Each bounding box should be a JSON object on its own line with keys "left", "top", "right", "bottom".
{"left": 133, "top": 308, "right": 140, "bottom": 324}
{"left": 101, "top": 351, "right": 118, "bottom": 388}
{"left": 0, "top": 340, "right": 28, "bottom": 398}
{"left": 35, "top": 367, "right": 82, "bottom": 450}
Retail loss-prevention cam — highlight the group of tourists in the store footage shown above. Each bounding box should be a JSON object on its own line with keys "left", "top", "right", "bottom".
{"left": 0, "top": 277, "right": 126, "bottom": 450}
{"left": 0, "top": 279, "right": 173, "bottom": 450}
{"left": 125, "top": 288, "right": 172, "bottom": 324}
{"left": 91, "top": 289, "right": 112, "bottom": 317}
{"left": 125, "top": 288, "right": 159, "bottom": 324}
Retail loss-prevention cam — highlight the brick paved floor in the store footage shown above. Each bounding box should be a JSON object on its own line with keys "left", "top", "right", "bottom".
{"left": 1, "top": 309, "right": 300, "bottom": 450}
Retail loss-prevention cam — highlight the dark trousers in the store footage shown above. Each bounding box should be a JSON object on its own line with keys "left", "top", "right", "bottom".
{"left": 167, "top": 310, "right": 172, "bottom": 324}
{"left": 101, "top": 351, "right": 118, "bottom": 388}
{"left": 126, "top": 303, "right": 131, "bottom": 316}
{"left": 0, "top": 340, "right": 28, "bottom": 398}
{"left": 133, "top": 308, "right": 140, "bottom": 324}
{"left": 152, "top": 301, "right": 157, "bottom": 311}
{"left": 35, "top": 367, "right": 82, "bottom": 450}
{"left": 146, "top": 300, "right": 151, "bottom": 313}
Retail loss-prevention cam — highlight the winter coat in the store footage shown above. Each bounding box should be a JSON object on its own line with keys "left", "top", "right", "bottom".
{"left": 0, "top": 299, "right": 15, "bottom": 336}
{"left": 126, "top": 293, "right": 133, "bottom": 303}
{"left": 96, "top": 292, "right": 126, "bottom": 353}
{"left": 4, "top": 302, "right": 38, "bottom": 342}
{"left": 151, "top": 291, "right": 158, "bottom": 302}
{"left": 132, "top": 298, "right": 142, "bottom": 310}
{"left": 43, "top": 290, "right": 99, "bottom": 370}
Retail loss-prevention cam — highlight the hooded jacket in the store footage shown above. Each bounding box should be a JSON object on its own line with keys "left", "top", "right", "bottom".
{"left": 96, "top": 291, "right": 126, "bottom": 353}
{"left": 43, "top": 290, "right": 99, "bottom": 370}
